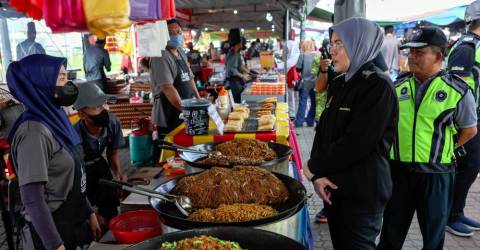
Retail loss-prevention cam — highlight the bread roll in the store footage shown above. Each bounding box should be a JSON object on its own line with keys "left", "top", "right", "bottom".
{"left": 259, "top": 115, "right": 276, "bottom": 126}
{"left": 227, "top": 120, "right": 243, "bottom": 127}
{"left": 225, "top": 124, "right": 242, "bottom": 132}
{"left": 228, "top": 112, "right": 246, "bottom": 120}
{"left": 258, "top": 123, "right": 275, "bottom": 131}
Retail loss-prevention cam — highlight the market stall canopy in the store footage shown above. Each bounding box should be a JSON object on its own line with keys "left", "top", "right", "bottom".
{"left": 396, "top": 5, "right": 467, "bottom": 27}
{"left": 307, "top": 7, "right": 333, "bottom": 22}
{"left": 420, "top": 5, "right": 466, "bottom": 25}
{"left": 175, "top": 0, "right": 318, "bottom": 37}
{"left": 307, "top": 7, "right": 399, "bottom": 27}
{"left": 0, "top": 2, "right": 25, "bottom": 18}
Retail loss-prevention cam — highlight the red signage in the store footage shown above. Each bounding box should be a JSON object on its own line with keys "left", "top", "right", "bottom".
{"left": 176, "top": 8, "right": 191, "bottom": 22}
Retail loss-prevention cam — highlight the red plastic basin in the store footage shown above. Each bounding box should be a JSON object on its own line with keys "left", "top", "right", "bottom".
{"left": 109, "top": 210, "right": 163, "bottom": 244}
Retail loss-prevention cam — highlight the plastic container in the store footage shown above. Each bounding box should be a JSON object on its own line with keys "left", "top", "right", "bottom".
{"left": 129, "top": 133, "right": 153, "bottom": 167}
{"left": 181, "top": 98, "right": 211, "bottom": 135}
{"left": 109, "top": 210, "right": 162, "bottom": 244}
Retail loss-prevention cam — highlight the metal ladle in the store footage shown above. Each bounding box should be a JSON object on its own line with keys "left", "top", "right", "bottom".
{"left": 98, "top": 179, "right": 194, "bottom": 216}
{"left": 158, "top": 140, "right": 222, "bottom": 157}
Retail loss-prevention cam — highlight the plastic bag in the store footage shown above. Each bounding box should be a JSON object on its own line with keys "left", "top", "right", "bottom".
{"left": 160, "top": 0, "right": 175, "bottom": 20}
{"left": 129, "top": 0, "right": 160, "bottom": 20}
{"left": 136, "top": 21, "right": 169, "bottom": 57}
{"left": 83, "top": 0, "right": 131, "bottom": 38}
{"left": 44, "top": 0, "right": 87, "bottom": 33}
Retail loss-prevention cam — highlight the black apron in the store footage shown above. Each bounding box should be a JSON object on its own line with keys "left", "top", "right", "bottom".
{"left": 156, "top": 50, "right": 194, "bottom": 134}
{"left": 29, "top": 145, "right": 91, "bottom": 250}
{"left": 79, "top": 124, "right": 119, "bottom": 223}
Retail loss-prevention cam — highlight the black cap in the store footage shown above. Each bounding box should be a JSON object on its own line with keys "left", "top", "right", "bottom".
{"left": 228, "top": 28, "right": 241, "bottom": 46}
{"left": 167, "top": 18, "right": 181, "bottom": 27}
{"left": 400, "top": 27, "right": 447, "bottom": 50}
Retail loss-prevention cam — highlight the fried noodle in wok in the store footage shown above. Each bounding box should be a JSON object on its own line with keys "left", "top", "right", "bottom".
{"left": 171, "top": 166, "right": 289, "bottom": 209}
{"left": 188, "top": 203, "right": 278, "bottom": 222}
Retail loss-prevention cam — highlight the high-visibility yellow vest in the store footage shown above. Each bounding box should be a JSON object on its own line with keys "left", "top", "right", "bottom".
{"left": 390, "top": 73, "right": 469, "bottom": 168}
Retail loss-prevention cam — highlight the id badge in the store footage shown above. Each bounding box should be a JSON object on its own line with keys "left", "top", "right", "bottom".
{"left": 181, "top": 71, "right": 190, "bottom": 82}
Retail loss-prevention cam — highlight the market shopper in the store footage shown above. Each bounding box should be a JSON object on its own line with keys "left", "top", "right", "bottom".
{"left": 73, "top": 82, "right": 125, "bottom": 224}
{"left": 16, "top": 22, "right": 45, "bottom": 60}
{"left": 83, "top": 38, "right": 112, "bottom": 90}
{"left": 7, "top": 54, "right": 101, "bottom": 250}
{"left": 285, "top": 40, "right": 300, "bottom": 117}
{"left": 150, "top": 19, "right": 200, "bottom": 136}
{"left": 378, "top": 27, "right": 478, "bottom": 250}
{"left": 304, "top": 17, "right": 398, "bottom": 249}
{"left": 445, "top": 0, "right": 480, "bottom": 237}
{"left": 186, "top": 42, "right": 202, "bottom": 84}
{"left": 207, "top": 42, "right": 219, "bottom": 61}
{"left": 294, "top": 39, "right": 318, "bottom": 127}
{"left": 381, "top": 25, "right": 400, "bottom": 80}
{"left": 225, "top": 29, "right": 250, "bottom": 103}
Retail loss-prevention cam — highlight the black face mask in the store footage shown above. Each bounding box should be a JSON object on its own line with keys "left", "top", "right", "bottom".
{"left": 54, "top": 81, "right": 78, "bottom": 106}
{"left": 88, "top": 109, "right": 109, "bottom": 128}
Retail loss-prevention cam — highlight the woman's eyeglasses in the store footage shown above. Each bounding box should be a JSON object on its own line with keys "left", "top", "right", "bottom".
{"left": 327, "top": 43, "right": 345, "bottom": 53}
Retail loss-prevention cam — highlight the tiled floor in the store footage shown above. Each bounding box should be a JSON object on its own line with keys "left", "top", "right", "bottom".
{"left": 296, "top": 126, "right": 480, "bottom": 250}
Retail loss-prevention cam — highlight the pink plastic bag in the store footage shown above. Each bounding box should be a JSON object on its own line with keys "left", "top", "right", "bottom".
{"left": 44, "top": 0, "right": 87, "bottom": 33}
{"left": 160, "top": 0, "right": 175, "bottom": 20}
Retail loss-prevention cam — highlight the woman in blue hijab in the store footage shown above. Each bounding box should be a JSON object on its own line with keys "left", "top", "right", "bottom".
{"left": 8, "top": 54, "right": 101, "bottom": 250}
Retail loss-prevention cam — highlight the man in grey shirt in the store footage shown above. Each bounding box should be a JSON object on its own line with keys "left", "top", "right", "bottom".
{"left": 149, "top": 19, "right": 200, "bottom": 135}
{"left": 83, "top": 38, "right": 111, "bottom": 90}
{"left": 381, "top": 25, "right": 400, "bottom": 80}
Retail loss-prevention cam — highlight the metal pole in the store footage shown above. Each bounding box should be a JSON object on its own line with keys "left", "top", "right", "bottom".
{"left": 284, "top": 9, "right": 289, "bottom": 106}
{"left": 299, "top": 4, "right": 306, "bottom": 45}
{"left": 0, "top": 16, "right": 13, "bottom": 73}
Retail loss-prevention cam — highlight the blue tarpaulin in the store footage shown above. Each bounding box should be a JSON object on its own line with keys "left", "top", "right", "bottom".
{"left": 396, "top": 5, "right": 467, "bottom": 28}
{"left": 421, "top": 6, "right": 466, "bottom": 25}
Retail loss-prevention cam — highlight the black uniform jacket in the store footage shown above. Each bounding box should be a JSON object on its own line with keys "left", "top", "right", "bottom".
{"left": 309, "top": 62, "right": 398, "bottom": 212}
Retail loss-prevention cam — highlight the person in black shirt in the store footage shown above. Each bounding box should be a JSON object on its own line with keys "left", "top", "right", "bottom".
{"left": 304, "top": 17, "right": 398, "bottom": 249}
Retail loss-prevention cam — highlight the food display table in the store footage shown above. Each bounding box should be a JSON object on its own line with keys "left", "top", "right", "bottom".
{"left": 160, "top": 102, "right": 290, "bottom": 162}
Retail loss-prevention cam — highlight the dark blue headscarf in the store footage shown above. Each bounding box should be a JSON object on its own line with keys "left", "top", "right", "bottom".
{"left": 7, "top": 54, "right": 80, "bottom": 151}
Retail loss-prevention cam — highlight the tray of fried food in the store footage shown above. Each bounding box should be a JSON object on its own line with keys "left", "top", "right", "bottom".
{"left": 247, "top": 101, "right": 276, "bottom": 112}
{"left": 258, "top": 114, "right": 276, "bottom": 131}
{"left": 259, "top": 102, "right": 275, "bottom": 110}
{"left": 257, "top": 96, "right": 277, "bottom": 104}
{"left": 255, "top": 110, "right": 273, "bottom": 117}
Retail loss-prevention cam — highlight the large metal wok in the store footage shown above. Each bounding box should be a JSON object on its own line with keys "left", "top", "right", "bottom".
{"left": 177, "top": 141, "right": 292, "bottom": 169}
{"left": 149, "top": 170, "right": 306, "bottom": 230}
{"left": 125, "top": 227, "right": 307, "bottom": 250}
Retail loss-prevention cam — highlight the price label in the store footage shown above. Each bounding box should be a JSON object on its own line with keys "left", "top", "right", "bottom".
{"left": 208, "top": 104, "right": 224, "bottom": 135}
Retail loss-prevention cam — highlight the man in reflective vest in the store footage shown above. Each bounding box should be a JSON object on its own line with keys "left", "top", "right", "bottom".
{"left": 378, "top": 27, "right": 478, "bottom": 250}
{"left": 445, "top": 0, "right": 480, "bottom": 237}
